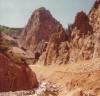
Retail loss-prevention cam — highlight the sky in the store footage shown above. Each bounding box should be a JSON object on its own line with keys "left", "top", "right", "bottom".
{"left": 0, "top": 0, "right": 94, "bottom": 28}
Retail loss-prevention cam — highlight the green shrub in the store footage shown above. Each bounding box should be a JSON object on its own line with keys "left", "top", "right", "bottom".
{"left": 0, "top": 25, "right": 22, "bottom": 36}
{"left": 66, "top": 24, "right": 73, "bottom": 40}
{"left": 0, "top": 32, "right": 10, "bottom": 53}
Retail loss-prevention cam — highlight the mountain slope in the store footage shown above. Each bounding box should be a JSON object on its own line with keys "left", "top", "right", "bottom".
{"left": 19, "top": 7, "right": 65, "bottom": 51}
{"left": 0, "top": 25, "right": 22, "bottom": 36}
{"left": 35, "top": 0, "right": 100, "bottom": 65}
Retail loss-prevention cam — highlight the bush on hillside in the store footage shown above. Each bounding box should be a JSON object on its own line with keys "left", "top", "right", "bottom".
{"left": 0, "top": 31, "right": 10, "bottom": 53}
{"left": 0, "top": 25, "right": 22, "bottom": 36}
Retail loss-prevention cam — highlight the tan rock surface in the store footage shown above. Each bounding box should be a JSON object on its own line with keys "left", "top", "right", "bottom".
{"left": 30, "top": 58, "right": 100, "bottom": 96}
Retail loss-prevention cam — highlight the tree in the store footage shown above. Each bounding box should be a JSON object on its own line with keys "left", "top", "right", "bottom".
{"left": 66, "top": 24, "right": 73, "bottom": 40}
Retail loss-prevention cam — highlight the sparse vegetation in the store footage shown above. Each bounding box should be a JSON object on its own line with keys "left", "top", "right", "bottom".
{"left": 0, "top": 30, "right": 27, "bottom": 64}
{"left": 0, "top": 31, "right": 10, "bottom": 53}
{"left": 0, "top": 25, "right": 22, "bottom": 36}
{"left": 66, "top": 24, "right": 73, "bottom": 40}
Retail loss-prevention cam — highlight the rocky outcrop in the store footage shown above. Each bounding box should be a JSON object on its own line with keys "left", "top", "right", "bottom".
{"left": 37, "top": 0, "right": 100, "bottom": 64}
{"left": 37, "top": 11, "right": 94, "bottom": 65}
{"left": 72, "top": 11, "right": 93, "bottom": 35}
{"left": 0, "top": 53, "right": 38, "bottom": 92}
{"left": 37, "top": 26, "right": 68, "bottom": 65}
{"left": 2, "top": 33, "right": 18, "bottom": 47}
{"left": 67, "top": 0, "right": 100, "bottom": 63}
{"left": 18, "top": 7, "right": 65, "bottom": 64}
{"left": 89, "top": 0, "right": 100, "bottom": 33}
{"left": 18, "top": 1, "right": 100, "bottom": 65}
{"left": 89, "top": 0, "right": 100, "bottom": 13}
{"left": 20, "top": 7, "right": 62, "bottom": 52}
{"left": 67, "top": 11, "right": 94, "bottom": 62}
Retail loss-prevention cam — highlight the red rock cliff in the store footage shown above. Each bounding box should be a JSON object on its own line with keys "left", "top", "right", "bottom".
{"left": 0, "top": 53, "right": 38, "bottom": 92}
{"left": 20, "top": 7, "right": 63, "bottom": 52}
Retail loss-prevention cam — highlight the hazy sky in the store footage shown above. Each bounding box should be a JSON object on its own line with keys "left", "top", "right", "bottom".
{"left": 0, "top": 0, "right": 94, "bottom": 28}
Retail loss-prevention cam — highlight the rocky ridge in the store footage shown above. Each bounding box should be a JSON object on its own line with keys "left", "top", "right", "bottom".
{"left": 19, "top": 7, "right": 63, "bottom": 53}
{"left": 18, "top": 0, "right": 100, "bottom": 65}
{"left": 35, "top": 0, "right": 100, "bottom": 65}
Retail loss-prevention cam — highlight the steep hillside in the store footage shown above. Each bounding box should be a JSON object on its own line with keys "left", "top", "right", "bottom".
{"left": 0, "top": 53, "right": 38, "bottom": 92}
{"left": 0, "top": 31, "right": 38, "bottom": 92}
{"left": 0, "top": 25, "right": 22, "bottom": 36}
{"left": 19, "top": 7, "right": 66, "bottom": 60}
{"left": 34, "top": 0, "right": 100, "bottom": 65}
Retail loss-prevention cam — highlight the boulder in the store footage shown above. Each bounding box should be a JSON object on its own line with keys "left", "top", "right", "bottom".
{"left": 0, "top": 53, "right": 38, "bottom": 92}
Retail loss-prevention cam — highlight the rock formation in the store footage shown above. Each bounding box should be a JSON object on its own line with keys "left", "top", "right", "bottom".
{"left": 67, "top": 11, "right": 94, "bottom": 62}
{"left": 2, "top": 33, "right": 18, "bottom": 47}
{"left": 18, "top": 0, "right": 100, "bottom": 65}
{"left": 0, "top": 53, "right": 38, "bottom": 92}
{"left": 0, "top": 1, "right": 100, "bottom": 95}
{"left": 37, "top": 25, "right": 68, "bottom": 65}
{"left": 37, "top": 0, "right": 100, "bottom": 64}
{"left": 18, "top": 7, "right": 66, "bottom": 64}
{"left": 37, "top": 10, "right": 95, "bottom": 64}
{"left": 72, "top": 11, "right": 93, "bottom": 35}
{"left": 68, "top": 0, "right": 100, "bottom": 63}
{"left": 19, "top": 7, "right": 63, "bottom": 52}
{"left": 88, "top": 0, "right": 100, "bottom": 59}
{"left": 89, "top": 0, "right": 100, "bottom": 33}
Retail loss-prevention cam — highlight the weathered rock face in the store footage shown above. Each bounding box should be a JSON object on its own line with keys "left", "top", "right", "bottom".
{"left": 37, "top": 26, "right": 68, "bottom": 65}
{"left": 89, "top": 0, "right": 100, "bottom": 33}
{"left": 72, "top": 11, "right": 93, "bottom": 35}
{"left": 0, "top": 53, "right": 38, "bottom": 92}
{"left": 68, "top": 0, "right": 100, "bottom": 62}
{"left": 37, "top": 0, "right": 100, "bottom": 64}
{"left": 89, "top": 2, "right": 100, "bottom": 59}
{"left": 38, "top": 11, "right": 95, "bottom": 65}
{"left": 67, "top": 11, "right": 94, "bottom": 63}
{"left": 18, "top": 1, "right": 100, "bottom": 65}
{"left": 2, "top": 33, "right": 18, "bottom": 47}
{"left": 89, "top": 0, "right": 100, "bottom": 13}
{"left": 20, "top": 7, "right": 62, "bottom": 52}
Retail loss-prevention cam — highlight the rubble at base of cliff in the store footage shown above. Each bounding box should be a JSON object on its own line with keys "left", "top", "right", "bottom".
{"left": 0, "top": 82, "right": 61, "bottom": 96}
